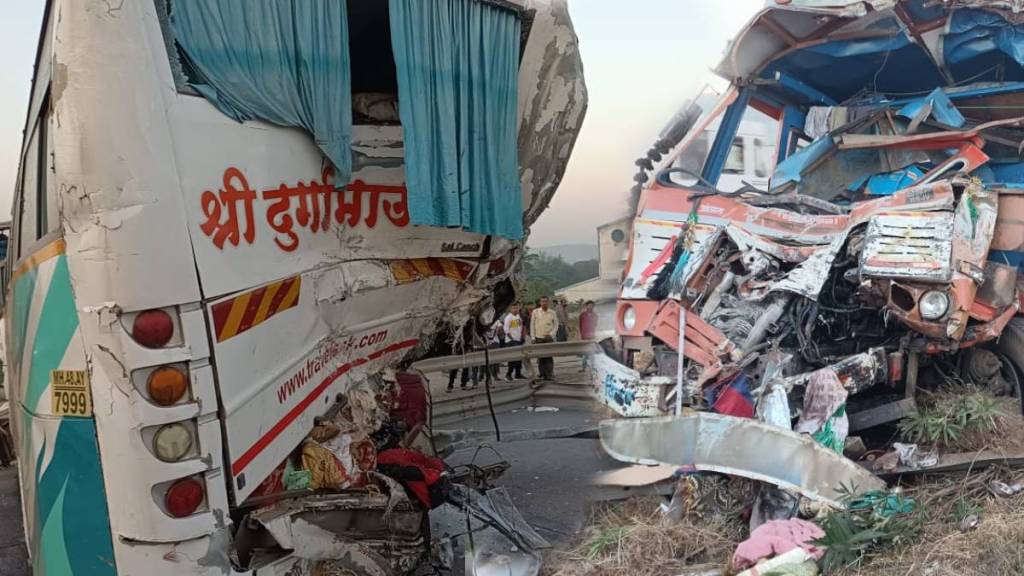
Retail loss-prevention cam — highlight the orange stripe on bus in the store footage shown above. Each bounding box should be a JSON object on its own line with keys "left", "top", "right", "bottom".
{"left": 12, "top": 238, "right": 66, "bottom": 282}
{"left": 278, "top": 276, "right": 301, "bottom": 311}
{"left": 251, "top": 281, "right": 282, "bottom": 326}
{"left": 213, "top": 276, "right": 302, "bottom": 343}
{"left": 220, "top": 292, "right": 252, "bottom": 341}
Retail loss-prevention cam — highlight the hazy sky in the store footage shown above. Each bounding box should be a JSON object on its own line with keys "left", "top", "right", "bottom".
{"left": 530, "top": 0, "right": 765, "bottom": 247}
{"left": 0, "top": 1, "right": 764, "bottom": 241}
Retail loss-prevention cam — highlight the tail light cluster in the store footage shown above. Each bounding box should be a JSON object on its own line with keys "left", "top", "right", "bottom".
{"left": 131, "top": 308, "right": 206, "bottom": 519}
{"left": 165, "top": 477, "right": 205, "bottom": 518}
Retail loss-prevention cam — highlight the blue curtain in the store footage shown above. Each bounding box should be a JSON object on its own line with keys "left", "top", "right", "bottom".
{"left": 172, "top": 1, "right": 352, "bottom": 180}
{"left": 390, "top": 0, "right": 523, "bottom": 239}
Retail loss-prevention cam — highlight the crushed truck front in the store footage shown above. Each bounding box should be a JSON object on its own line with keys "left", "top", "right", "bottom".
{"left": 595, "top": 1, "right": 1024, "bottom": 447}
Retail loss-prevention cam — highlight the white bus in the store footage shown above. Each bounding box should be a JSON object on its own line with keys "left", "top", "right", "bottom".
{"left": 5, "top": 1, "right": 585, "bottom": 575}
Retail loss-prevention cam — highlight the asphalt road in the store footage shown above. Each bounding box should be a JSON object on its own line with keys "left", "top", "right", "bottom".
{"left": 442, "top": 403, "right": 618, "bottom": 546}
{"left": 0, "top": 466, "right": 28, "bottom": 576}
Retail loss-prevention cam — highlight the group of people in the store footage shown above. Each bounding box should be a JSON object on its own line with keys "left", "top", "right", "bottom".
{"left": 446, "top": 296, "right": 598, "bottom": 392}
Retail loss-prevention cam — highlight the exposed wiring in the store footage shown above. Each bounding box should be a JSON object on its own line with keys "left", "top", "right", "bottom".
{"left": 482, "top": 343, "right": 502, "bottom": 442}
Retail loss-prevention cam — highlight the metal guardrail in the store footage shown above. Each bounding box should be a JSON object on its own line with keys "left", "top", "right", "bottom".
{"left": 411, "top": 340, "right": 601, "bottom": 373}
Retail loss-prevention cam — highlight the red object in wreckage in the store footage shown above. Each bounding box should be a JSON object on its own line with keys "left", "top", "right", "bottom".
{"left": 393, "top": 372, "right": 428, "bottom": 430}
{"left": 377, "top": 448, "right": 446, "bottom": 508}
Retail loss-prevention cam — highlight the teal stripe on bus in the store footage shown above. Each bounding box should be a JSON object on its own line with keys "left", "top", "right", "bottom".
{"left": 25, "top": 256, "right": 78, "bottom": 414}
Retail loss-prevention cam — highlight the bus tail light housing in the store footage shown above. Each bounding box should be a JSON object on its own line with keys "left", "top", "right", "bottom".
{"left": 132, "top": 309, "right": 175, "bottom": 348}
{"left": 165, "top": 477, "right": 204, "bottom": 518}
{"left": 147, "top": 366, "right": 188, "bottom": 406}
{"left": 153, "top": 423, "right": 194, "bottom": 462}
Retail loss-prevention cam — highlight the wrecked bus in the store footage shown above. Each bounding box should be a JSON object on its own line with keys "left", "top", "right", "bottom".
{"left": 594, "top": 0, "right": 1024, "bottom": 464}
{"left": 4, "top": 1, "right": 584, "bottom": 575}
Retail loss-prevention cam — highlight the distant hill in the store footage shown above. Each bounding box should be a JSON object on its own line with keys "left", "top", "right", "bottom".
{"left": 531, "top": 243, "right": 598, "bottom": 264}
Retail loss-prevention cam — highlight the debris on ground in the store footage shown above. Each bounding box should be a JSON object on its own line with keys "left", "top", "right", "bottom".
{"left": 543, "top": 497, "right": 744, "bottom": 576}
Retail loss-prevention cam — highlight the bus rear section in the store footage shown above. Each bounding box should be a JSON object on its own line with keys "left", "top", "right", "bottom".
{"left": 7, "top": 1, "right": 586, "bottom": 575}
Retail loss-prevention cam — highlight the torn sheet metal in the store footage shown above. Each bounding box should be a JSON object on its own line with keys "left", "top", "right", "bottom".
{"left": 599, "top": 413, "right": 885, "bottom": 507}
{"left": 751, "top": 231, "right": 849, "bottom": 301}
{"left": 518, "top": 0, "right": 588, "bottom": 228}
{"left": 590, "top": 352, "right": 670, "bottom": 417}
{"left": 860, "top": 212, "right": 954, "bottom": 282}
{"left": 779, "top": 348, "right": 888, "bottom": 394}
{"left": 250, "top": 490, "right": 425, "bottom": 574}
{"left": 897, "top": 87, "right": 966, "bottom": 129}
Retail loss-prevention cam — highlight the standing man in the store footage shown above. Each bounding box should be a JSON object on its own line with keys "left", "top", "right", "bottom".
{"left": 579, "top": 300, "right": 598, "bottom": 372}
{"left": 555, "top": 298, "right": 570, "bottom": 342}
{"left": 522, "top": 301, "right": 537, "bottom": 378}
{"left": 485, "top": 319, "right": 503, "bottom": 380}
{"left": 502, "top": 303, "right": 525, "bottom": 380}
{"left": 531, "top": 296, "right": 559, "bottom": 381}
{"left": 446, "top": 322, "right": 478, "bottom": 392}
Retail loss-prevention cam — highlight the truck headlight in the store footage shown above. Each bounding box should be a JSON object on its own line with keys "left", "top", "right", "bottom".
{"left": 622, "top": 305, "right": 637, "bottom": 331}
{"left": 919, "top": 290, "right": 949, "bottom": 320}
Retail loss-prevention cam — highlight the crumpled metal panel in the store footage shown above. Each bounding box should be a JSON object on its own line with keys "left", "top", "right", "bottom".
{"left": 779, "top": 347, "right": 888, "bottom": 395}
{"left": 860, "top": 212, "right": 954, "bottom": 282}
{"left": 599, "top": 413, "right": 884, "bottom": 507}
{"left": 518, "top": 0, "right": 588, "bottom": 227}
{"left": 775, "top": 0, "right": 897, "bottom": 17}
{"left": 748, "top": 230, "right": 849, "bottom": 301}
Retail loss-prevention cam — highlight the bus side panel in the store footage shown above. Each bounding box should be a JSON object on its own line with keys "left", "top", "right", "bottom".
{"left": 7, "top": 242, "right": 117, "bottom": 576}
{"left": 213, "top": 260, "right": 478, "bottom": 503}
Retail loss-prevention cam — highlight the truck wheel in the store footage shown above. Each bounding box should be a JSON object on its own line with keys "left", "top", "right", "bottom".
{"left": 994, "top": 317, "right": 1024, "bottom": 415}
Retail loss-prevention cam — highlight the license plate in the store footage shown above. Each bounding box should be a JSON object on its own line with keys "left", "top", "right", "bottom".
{"left": 50, "top": 370, "right": 93, "bottom": 417}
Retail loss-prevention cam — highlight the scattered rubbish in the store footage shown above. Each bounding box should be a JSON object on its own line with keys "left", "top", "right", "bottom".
{"left": 893, "top": 442, "right": 939, "bottom": 470}
{"left": 847, "top": 490, "right": 916, "bottom": 520}
{"left": 959, "top": 514, "right": 981, "bottom": 533}
{"left": 870, "top": 450, "right": 900, "bottom": 473}
{"left": 843, "top": 436, "right": 867, "bottom": 460}
{"left": 527, "top": 406, "right": 560, "bottom": 413}
{"left": 735, "top": 548, "right": 817, "bottom": 576}
{"left": 987, "top": 480, "right": 1023, "bottom": 497}
{"left": 732, "top": 518, "right": 825, "bottom": 572}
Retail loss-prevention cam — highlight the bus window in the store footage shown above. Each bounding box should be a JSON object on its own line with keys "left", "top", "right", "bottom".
{"left": 754, "top": 138, "right": 776, "bottom": 178}
{"left": 18, "top": 127, "right": 40, "bottom": 253}
{"left": 37, "top": 99, "right": 56, "bottom": 239}
{"left": 722, "top": 138, "right": 745, "bottom": 174}
{"left": 669, "top": 132, "right": 710, "bottom": 185}
{"left": 348, "top": 0, "right": 400, "bottom": 125}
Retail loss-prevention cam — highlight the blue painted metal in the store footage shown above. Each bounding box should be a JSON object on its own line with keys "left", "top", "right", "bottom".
{"left": 882, "top": 81, "right": 1024, "bottom": 107}
{"left": 777, "top": 105, "right": 807, "bottom": 164}
{"left": 897, "top": 88, "right": 965, "bottom": 128}
{"left": 989, "top": 249, "right": 1024, "bottom": 271}
{"left": 702, "top": 88, "right": 751, "bottom": 186}
{"left": 774, "top": 72, "right": 838, "bottom": 107}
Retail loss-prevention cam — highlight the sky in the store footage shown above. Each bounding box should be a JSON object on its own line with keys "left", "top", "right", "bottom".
{"left": 0, "top": 2, "right": 44, "bottom": 219}
{"left": 0, "top": 1, "right": 764, "bottom": 239}
{"left": 529, "top": 0, "right": 765, "bottom": 248}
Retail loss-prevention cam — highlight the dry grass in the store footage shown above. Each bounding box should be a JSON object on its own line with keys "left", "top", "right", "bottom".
{"left": 839, "top": 467, "right": 1024, "bottom": 576}
{"left": 543, "top": 498, "right": 743, "bottom": 576}
{"left": 545, "top": 467, "right": 1024, "bottom": 576}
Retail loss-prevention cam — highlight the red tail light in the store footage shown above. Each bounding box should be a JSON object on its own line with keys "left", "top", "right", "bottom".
{"left": 132, "top": 309, "right": 174, "bottom": 348}
{"left": 165, "top": 477, "right": 204, "bottom": 518}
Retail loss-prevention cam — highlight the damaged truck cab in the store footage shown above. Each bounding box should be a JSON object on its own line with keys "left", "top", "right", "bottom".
{"left": 5, "top": 1, "right": 584, "bottom": 575}
{"left": 595, "top": 0, "right": 1024, "bottom": 430}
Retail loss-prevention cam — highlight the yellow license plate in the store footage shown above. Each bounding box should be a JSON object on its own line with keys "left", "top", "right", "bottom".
{"left": 50, "top": 370, "right": 93, "bottom": 417}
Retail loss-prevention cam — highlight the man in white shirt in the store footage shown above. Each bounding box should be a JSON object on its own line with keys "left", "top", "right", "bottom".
{"left": 530, "top": 296, "right": 559, "bottom": 381}
{"left": 502, "top": 303, "right": 525, "bottom": 380}
{"left": 485, "top": 319, "right": 503, "bottom": 380}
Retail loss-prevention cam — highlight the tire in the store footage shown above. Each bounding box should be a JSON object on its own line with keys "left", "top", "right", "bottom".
{"left": 994, "top": 317, "right": 1024, "bottom": 415}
